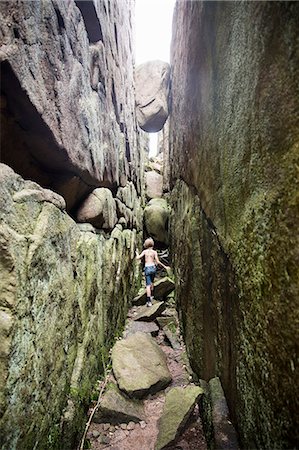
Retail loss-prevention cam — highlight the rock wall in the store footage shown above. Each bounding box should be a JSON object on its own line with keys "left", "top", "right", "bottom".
{"left": 0, "top": 1, "right": 145, "bottom": 448}
{"left": 0, "top": 0, "right": 144, "bottom": 211}
{"left": 169, "top": 2, "right": 299, "bottom": 449}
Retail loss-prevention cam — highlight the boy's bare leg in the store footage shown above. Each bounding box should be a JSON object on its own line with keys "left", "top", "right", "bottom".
{"left": 150, "top": 283, "right": 154, "bottom": 299}
{"left": 146, "top": 285, "right": 151, "bottom": 298}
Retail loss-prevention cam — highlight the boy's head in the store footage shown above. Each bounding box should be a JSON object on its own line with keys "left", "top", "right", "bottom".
{"left": 144, "top": 238, "right": 154, "bottom": 249}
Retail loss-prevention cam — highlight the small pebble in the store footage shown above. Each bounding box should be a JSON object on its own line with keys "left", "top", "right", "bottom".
{"left": 99, "top": 435, "right": 110, "bottom": 445}
{"left": 120, "top": 423, "right": 127, "bottom": 430}
{"left": 109, "top": 425, "right": 115, "bottom": 432}
{"left": 103, "top": 423, "right": 110, "bottom": 431}
{"left": 92, "top": 430, "right": 100, "bottom": 438}
{"left": 140, "top": 421, "right": 146, "bottom": 429}
{"left": 127, "top": 421, "right": 135, "bottom": 430}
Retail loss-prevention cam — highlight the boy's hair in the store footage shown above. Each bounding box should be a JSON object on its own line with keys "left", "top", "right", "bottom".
{"left": 144, "top": 238, "right": 154, "bottom": 249}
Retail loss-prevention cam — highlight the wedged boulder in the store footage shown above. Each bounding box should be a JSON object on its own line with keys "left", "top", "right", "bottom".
{"left": 123, "top": 321, "right": 159, "bottom": 338}
{"left": 155, "top": 385, "right": 203, "bottom": 450}
{"left": 144, "top": 198, "right": 170, "bottom": 245}
{"left": 112, "top": 332, "right": 172, "bottom": 398}
{"left": 93, "top": 384, "right": 145, "bottom": 424}
{"left": 134, "top": 301, "right": 166, "bottom": 322}
{"left": 76, "top": 188, "right": 117, "bottom": 230}
{"left": 132, "top": 277, "right": 175, "bottom": 305}
{"left": 146, "top": 171, "right": 163, "bottom": 199}
{"left": 135, "top": 60, "right": 170, "bottom": 132}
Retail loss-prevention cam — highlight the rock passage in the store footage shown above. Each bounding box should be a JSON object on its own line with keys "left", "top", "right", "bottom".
{"left": 85, "top": 291, "right": 208, "bottom": 450}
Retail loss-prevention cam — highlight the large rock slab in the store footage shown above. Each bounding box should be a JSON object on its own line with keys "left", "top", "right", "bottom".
{"left": 146, "top": 171, "right": 163, "bottom": 199}
{"left": 155, "top": 385, "right": 203, "bottom": 450}
{"left": 135, "top": 60, "right": 170, "bottom": 132}
{"left": 76, "top": 188, "right": 117, "bottom": 230}
{"left": 132, "top": 277, "right": 175, "bottom": 305}
{"left": 93, "top": 384, "right": 145, "bottom": 424}
{"left": 134, "top": 301, "right": 166, "bottom": 322}
{"left": 112, "top": 332, "right": 172, "bottom": 398}
{"left": 123, "top": 321, "right": 159, "bottom": 338}
{"left": 144, "top": 198, "right": 170, "bottom": 245}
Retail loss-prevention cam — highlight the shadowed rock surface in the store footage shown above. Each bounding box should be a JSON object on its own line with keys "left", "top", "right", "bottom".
{"left": 112, "top": 332, "right": 172, "bottom": 398}
{"left": 169, "top": 2, "right": 299, "bottom": 448}
{"left": 209, "top": 377, "right": 239, "bottom": 450}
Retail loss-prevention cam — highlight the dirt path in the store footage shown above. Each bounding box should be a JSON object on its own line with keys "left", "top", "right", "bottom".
{"left": 85, "top": 303, "right": 208, "bottom": 450}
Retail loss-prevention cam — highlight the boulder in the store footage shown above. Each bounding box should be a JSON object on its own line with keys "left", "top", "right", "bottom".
{"left": 76, "top": 188, "right": 117, "bottom": 230}
{"left": 93, "top": 384, "right": 145, "bottom": 424}
{"left": 123, "top": 321, "right": 159, "bottom": 338}
{"left": 163, "top": 327, "right": 181, "bottom": 350}
{"left": 155, "top": 385, "right": 203, "bottom": 450}
{"left": 134, "top": 301, "right": 166, "bottom": 322}
{"left": 13, "top": 188, "right": 66, "bottom": 211}
{"left": 144, "top": 198, "right": 170, "bottom": 245}
{"left": 135, "top": 60, "right": 170, "bottom": 132}
{"left": 146, "top": 171, "right": 163, "bottom": 199}
{"left": 132, "top": 277, "right": 175, "bottom": 305}
{"left": 112, "top": 332, "right": 172, "bottom": 398}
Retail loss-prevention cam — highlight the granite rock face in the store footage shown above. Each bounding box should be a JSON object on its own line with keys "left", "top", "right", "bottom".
{"left": 144, "top": 198, "right": 170, "bottom": 245}
{"left": 169, "top": 2, "right": 299, "bottom": 449}
{"left": 135, "top": 60, "right": 170, "bottom": 132}
{"left": 0, "top": 0, "right": 145, "bottom": 448}
{"left": 0, "top": 164, "right": 141, "bottom": 449}
{"left": 146, "top": 171, "right": 163, "bottom": 199}
{"left": 0, "top": 0, "right": 144, "bottom": 212}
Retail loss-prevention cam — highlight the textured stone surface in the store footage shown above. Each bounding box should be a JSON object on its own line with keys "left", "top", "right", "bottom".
{"left": 135, "top": 60, "right": 170, "bottom": 132}
{"left": 146, "top": 171, "right": 163, "bottom": 199}
{"left": 209, "top": 377, "right": 239, "bottom": 450}
{"left": 123, "top": 321, "right": 159, "bottom": 338}
{"left": 0, "top": 163, "right": 141, "bottom": 449}
{"left": 155, "top": 385, "right": 203, "bottom": 450}
{"left": 76, "top": 187, "right": 117, "bottom": 230}
{"left": 93, "top": 384, "right": 145, "bottom": 424}
{"left": 144, "top": 198, "right": 170, "bottom": 245}
{"left": 0, "top": 0, "right": 144, "bottom": 211}
{"left": 134, "top": 301, "right": 166, "bottom": 322}
{"left": 169, "top": 2, "right": 299, "bottom": 449}
{"left": 132, "top": 277, "right": 175, "bottom": 305}
{"left": 112, "top": 332, "right": 172, "bottom": 398}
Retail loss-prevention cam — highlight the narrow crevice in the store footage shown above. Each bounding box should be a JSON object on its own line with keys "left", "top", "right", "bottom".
{"left": 75, "top": 1, "right": 104, "bottom": 44}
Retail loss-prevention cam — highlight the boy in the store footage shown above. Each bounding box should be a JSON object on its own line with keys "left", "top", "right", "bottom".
{"left": 135, "top": 238, "right": 170, "bottom": 307}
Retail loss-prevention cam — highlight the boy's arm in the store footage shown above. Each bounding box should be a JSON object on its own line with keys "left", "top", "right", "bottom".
{"left": 135, "top": 249, "right": 144, "bottom": 260}
{"left": 154, "top": 251, "right": 170, "bottom": 271}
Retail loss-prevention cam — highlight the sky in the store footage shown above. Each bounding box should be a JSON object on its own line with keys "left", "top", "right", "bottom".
{"left": 135, "top": 0, "right": 176, "bottom": 155}
{"left": 135, "top": 0, "right": 176, "bottom": 65}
